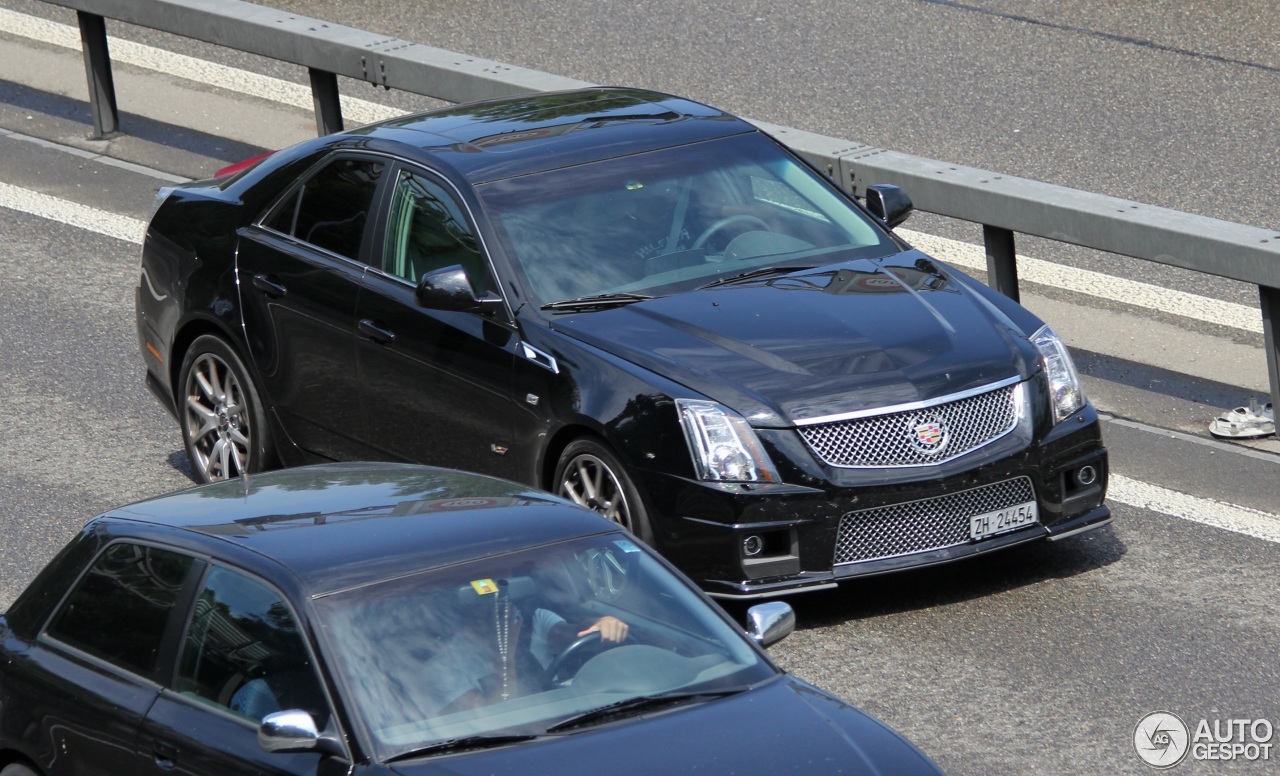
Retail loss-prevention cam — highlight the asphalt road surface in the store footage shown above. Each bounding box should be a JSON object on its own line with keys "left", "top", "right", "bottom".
{"left": 0, "top": 2, "right": 1278, "bottom": 774}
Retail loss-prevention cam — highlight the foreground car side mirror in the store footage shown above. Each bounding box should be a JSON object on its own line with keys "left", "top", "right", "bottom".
{"left": 416, "top": 265, "right": 505, "bottom": 316}
{"left": 259, "top": 710, "right": 344, "bottom": 756}
{"left": 865, "top": 184, "right": 913, "bottom": 229}
{"left": 745, "top": 601, "right": 795, "bottom": 648}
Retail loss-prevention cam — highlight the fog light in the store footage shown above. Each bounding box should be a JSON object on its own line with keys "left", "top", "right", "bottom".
{"left": 743, "top": 535, "right": 764, "bottom": 557}
{"left": 1077, "top": 465, "right": 1097, "bottom": 486}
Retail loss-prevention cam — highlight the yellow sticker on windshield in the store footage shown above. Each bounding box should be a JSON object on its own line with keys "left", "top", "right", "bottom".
{"left": 470, "top": 579, "right": 499, "bottom": 595}
{"left": 625, "top": 179, "right": 644, "bottom": 190}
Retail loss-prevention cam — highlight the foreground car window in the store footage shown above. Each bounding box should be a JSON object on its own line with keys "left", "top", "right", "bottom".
{"left": 46, "top": 543, "right": 195, "bottom": 678}
{"left": 175, "top": 566, "right": 329, "bottom": 726}
{"left": 314, "top": 534, "right": 775, "bottom": 761}
{"left": 478, "top": 132, "right": 898, "bottom": 306}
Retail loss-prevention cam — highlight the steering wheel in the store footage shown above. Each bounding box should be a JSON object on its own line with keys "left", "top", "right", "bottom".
{"left": 543, "top": 631, "right": 628, "bottom": 685}
{"left": 691, "top": 214, "right": 772, "bottom": 250}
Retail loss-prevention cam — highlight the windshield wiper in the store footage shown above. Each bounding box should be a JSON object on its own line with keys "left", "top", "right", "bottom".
{"left": 545, "top": 687, "right": 748, "bottom": 733}
{"left": 385, "top": 732, "right": 541, "bottom": 761}
{"left": 697, "top": 266, "right": 815, "bottom": 289}
{"left": 540, "top": 292, "right": 654, "bottom": 311}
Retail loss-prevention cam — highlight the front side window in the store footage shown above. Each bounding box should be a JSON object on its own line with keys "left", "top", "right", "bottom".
{"left": 264, "top": 157, "right": 385, "bottom": 260}
{"left": 46, "top": 543, "right": 195, "bottom": 678}
{"left": 383, "top": 170, "right": 488, "bottom": 291}
{"left": 175, "top": 566, "right": 328, "bottom": 726}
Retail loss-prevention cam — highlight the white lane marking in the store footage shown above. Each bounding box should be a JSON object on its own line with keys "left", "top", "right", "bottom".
{"left": 901, "top": 229, "right": 1263, "bottom": 334}
{"left": 0, "top": 8, "right": 404, "bottom": 127}
{"left": 0, "top": 181, "right": 144, "bottom": 244}
{"left": 1108, "top": 474, "right": 1280, "bottom": 544}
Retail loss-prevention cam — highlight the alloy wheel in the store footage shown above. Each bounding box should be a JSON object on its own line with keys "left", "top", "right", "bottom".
{"left": 558, "top": 452, "right": 634, "bottom": 532}
{"left": 183, "top": 352, "right": 251, "bottom": 481}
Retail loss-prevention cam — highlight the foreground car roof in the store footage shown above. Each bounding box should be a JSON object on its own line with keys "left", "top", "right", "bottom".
{"left": 348, "top": 87, "right": 756, "bottom": 183}
{"left": 106, "top": 463, "right": 614, "bottom": 595}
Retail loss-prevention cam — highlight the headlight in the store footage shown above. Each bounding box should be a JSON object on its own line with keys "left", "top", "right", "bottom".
{"left": 1031, "top": 324, "right": 1084, "bottom": 423}
{"left": 677, "top": 399, "right": 780, "bottom": 483}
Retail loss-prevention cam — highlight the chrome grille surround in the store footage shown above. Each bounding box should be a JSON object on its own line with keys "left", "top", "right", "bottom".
{"left": 796, "top": 378, "right": 1024, "bottom": 468}
{"left": 834, "top": 476, "right": 1036, "bottom": 565}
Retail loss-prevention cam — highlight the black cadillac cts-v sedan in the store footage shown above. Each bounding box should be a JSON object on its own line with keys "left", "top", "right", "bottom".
{"left": 136, "top": 87, "right": 1110, "bottom": 597}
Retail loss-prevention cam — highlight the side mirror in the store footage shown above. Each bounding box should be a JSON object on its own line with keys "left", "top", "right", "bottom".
{"left": 745, "top": 601, "right": 795, "bottom": 648}
{"left": 415, "top": 265, "right": 504, "bottom": 316}
{"left": 865, "top": 184, "right": 913, "bottom": 229}
{"left": 259, "top": 710, "right": 344, "bottom": 756}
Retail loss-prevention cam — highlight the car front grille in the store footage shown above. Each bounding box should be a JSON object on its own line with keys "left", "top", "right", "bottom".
{"left": 797, "top": 382, "right": 1020, "bottom": 468}
{"left": 834, "top": 476, "right": 1036, "bottom": 565}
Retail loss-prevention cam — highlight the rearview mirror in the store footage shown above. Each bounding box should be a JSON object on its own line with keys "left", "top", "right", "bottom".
{"left": 865, "top": 184, "right": 913, "bottom": 229}
{"left": 415, "top": 265, "right": 504, "bottom": 316}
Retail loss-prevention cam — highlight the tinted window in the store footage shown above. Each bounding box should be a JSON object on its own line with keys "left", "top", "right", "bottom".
{"left": 47, "top": 543, "right": 195, "bottom": 678}
{"left": 270, "top": 157, "right": 384, "bottom": 260}
{"left": 175, "top": 566, "right": 328, "bottom": 726}
{"left": 384, "top": 170, "right": 488, "bottom": 291}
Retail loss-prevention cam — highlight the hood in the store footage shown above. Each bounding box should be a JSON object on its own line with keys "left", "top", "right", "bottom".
{"left": 390, "top": 677, "right": 942, "bottom": 776}
{"left": 550, "top": 253, "right": 1040, "bottom": 426}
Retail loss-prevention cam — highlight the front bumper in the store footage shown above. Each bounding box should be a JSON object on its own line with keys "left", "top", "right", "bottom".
{"left": 639, "top": 405, "right": 1110, "bottom": 599}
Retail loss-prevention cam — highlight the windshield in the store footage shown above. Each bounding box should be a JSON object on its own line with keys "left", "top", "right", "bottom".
{"left": 313, "top": 533, "right": 776, "bottom": 761}
{"left": 477, "top": 132, "right": 899, "bottom": 308}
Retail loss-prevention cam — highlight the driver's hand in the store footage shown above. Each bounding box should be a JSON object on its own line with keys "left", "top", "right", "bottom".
{"left": 579, "top": 615, "right": 629, "bottom": 643}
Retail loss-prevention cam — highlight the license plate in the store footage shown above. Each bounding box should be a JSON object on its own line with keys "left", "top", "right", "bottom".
{"left": 969, "top": 501, "right": 1038, "bottom": 540}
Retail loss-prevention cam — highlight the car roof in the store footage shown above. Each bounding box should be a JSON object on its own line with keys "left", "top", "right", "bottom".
{"left": 103, "top": 462, "right": 618, "bottom": 596}
{"left": 345, "top": 87, "right": 757, "bottom": 183}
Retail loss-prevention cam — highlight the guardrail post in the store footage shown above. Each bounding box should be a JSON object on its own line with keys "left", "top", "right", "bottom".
{"left": 1259, "top": 286, "right": 1280, "bottom": 413}
{"left": 983, "top": 225, "right": 1019, "bottom": 302}
{"left": 75, "top": 11, "right": 119, "bottom": 138}
{"left": 308, "top": 68, "right": 344, "bottom": 135}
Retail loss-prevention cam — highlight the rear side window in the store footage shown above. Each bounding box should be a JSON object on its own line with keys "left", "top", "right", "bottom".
{"left": 46, "top": 543, "right": 196, "bottom": 679}
{"left": 264, "top": 157, "right": 385, "bottom": 260}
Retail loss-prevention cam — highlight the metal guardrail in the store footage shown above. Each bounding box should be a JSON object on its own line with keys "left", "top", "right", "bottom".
{"left": 46, "top": 0, "right": 1280, "bottom": 413}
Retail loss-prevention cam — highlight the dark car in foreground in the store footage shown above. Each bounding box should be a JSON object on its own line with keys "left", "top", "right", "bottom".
{"left": 0, "top": 463, "right": 944, "bottom": 776}
{"left": 136, "top": 87, "right": 1109, "bottom": 598}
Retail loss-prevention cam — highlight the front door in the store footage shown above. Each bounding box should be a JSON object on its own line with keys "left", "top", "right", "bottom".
{"left": 355, "top": 167, "right": 520, "bottom": 477}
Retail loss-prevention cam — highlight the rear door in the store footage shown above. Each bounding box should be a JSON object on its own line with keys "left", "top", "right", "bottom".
{"left": 236, "top": 154, "right": 387, "bottom": 460}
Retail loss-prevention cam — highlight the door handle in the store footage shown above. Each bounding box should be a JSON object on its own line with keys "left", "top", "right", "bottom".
{"left": 252, "top": 273, "right": 287, "bottom": 297}
{"left": 358, "top": 318, "right": 396, "bottom": 344}
{"left": 152, "top": 740, "right": 178, "bottom": 769}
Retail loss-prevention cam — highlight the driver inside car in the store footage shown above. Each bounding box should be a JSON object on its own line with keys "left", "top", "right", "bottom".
{"left": 525, "top": 554, "right": 630, "bottom": 672}
{"left": 418, "top": 559, "right": 630, "bottom": 715}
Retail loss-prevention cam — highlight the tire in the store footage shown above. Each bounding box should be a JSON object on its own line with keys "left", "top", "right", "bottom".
{"left": 1, "top": 763, "right": 40, "bottom": 776}
{"left": 178, "top": 334, "right": 275, "bottom": 483}
{"left": 553, "top": 438, "right": 653, "bottom": 543}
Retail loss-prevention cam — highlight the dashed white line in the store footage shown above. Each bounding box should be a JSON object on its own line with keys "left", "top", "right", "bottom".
{"left": 1108, "top": 474, "right": 1280, "bottom": 544}
{"left": 0, "top": 181, "right": 143, "bottom": 244}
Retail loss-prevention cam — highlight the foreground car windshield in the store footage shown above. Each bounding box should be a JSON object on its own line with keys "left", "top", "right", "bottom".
{"left": 314, "top": 533, "right": 776, "bottom": 761}
{"left": 477, "top": 133, "right": 899, "bottom": 307}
